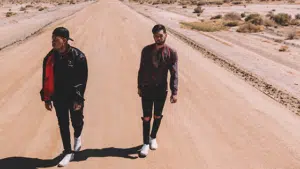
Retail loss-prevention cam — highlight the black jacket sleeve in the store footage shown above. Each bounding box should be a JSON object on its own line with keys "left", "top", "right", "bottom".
{"left": 169, "top": 49, "right": 178, "bottom": 96}
{"left": 138, "top": 47, "right": 146, "bottom": 89}
{"left": 73, "top": 51, "right": 88, "bottom": 103}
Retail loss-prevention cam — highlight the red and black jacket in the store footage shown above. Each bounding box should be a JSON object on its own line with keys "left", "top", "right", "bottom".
{"left": 40, "top": 46, "right": 88, "bottom": 103}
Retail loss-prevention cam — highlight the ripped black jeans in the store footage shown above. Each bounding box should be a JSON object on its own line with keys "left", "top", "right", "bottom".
{"left": 140, "top": 85, "right": 167, "bottom": 144}
{"left": 53, "top": 100, "right": 84, "bottom": 154}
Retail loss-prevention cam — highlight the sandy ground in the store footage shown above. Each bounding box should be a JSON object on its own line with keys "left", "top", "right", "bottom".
{"left": 1, "top": 0, "right": 300, "bottom": 169}
{"left": 0, "top": 1, "right": 94, "bottom": 50}
{"left": 126, "top": 2, "right": 300, "bottom": 112}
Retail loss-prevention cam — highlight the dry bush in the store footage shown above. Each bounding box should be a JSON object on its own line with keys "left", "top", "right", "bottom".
{"left": 224, "top": 21, "right": 239, "bottom": 27}
{"left": 178, "top": 0, "right": 188, "bottom": 5}
{"left": 273, "top": 13, "right": 291, "bottom": 26}
{"left": 224, "top": 12, "right": 241, "bottom": 20}
{"left": 20, "top": 6, "right": 26, "bottom": 11}
{"left": 290, "top": 19, "right": 300, "bottom": 26}
{"left": 237, "top": 23, "right": 263, "bottom": 33}
{"left": 286, "top": 30, "right": 297, "bottom": 40}
{"left": 241, "top": 12, "right": 246, "bottom": 18}
{"left": 295, "top": 14, "right": 300, "bottom": 19}
{"left": 211, "top": 14, "right": 222, "bottom": 19}
{"left": 245, "top": 13, "right": 263, "bottom": 25}
{"left": 181, "top": 20, "right": 226, "bottom": 32}
{"left": 6, "top": 11, "right": 16, "bottom": 17}
{"left": 274, "top": 39, "right": 283, "bottom": 43}
{"left": 263, "top": 18, "right": 276, "bottom": 27}
{"left": 266, "top": 11, "right": 274, "bottom": 19}
{"left": 197, "top": 0, "right": 206, "bottom": 5}
{"left": 25, "top": 4, "right": 33, "bottom": 8}
{"left": 190, "top": 0, "right": 199, "bottom": 5}
{"left": 232, "top": 0, "right": 242, "bottom": 4}
{"left": 194, "top": 6, "right": 204, "bottom": 13}
{"left": 182, "top": 5, "right": 187, "bottom": 8}
{"left": 38, "top": 7, "right": 48, "bottom": 11}
{"left": 206, "top": 0, "right": 223, "bottom": 5}
{"left": 279, "top": 45, "right": 288, "bottom": 52}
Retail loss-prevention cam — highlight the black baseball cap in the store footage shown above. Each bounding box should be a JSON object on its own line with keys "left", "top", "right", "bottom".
{"left": 52, "top": 27, "right": 74, "bottom": 41}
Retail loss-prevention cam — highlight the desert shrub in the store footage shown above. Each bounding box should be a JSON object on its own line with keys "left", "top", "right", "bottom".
{"left": 286, "top": 30, "right": 297, "bottom": 40}
{"left": 6, "top": 12, "right": 16, "bottom": 17}
{"left": 273, "top": 13, "right": 291, "bottom": 26}
{"left": 266, "top": 11, "right": 274, "bottom": 19}
{"left": 237, "top": 23, "right": 263, "bottom": 33}
{"left": 181, "top": 21, "right": 225, "bottom": 32}
{"left": 232, "top": 1, "right": 242, "bottom": 4}
{"left": 224, "top": 21, "right": 239, "bottom": 27}
{"left": 224, "top": 12, "right": 241, "bottom": 20}
{"left": 20, "top": 6, "right": 26, "bottom": 11}
{"left": 245, "top": 13, "right": 263, "bottom": 25}
{"left": 290, "top": 19, "right": 300, "bottom": 25}
{"left": 194, "top": 6, "right": 204, "bottom": 13}
{"left": 211, "top": 14, "right": 222, "bottom": 19}
{"left": 279, "top": 45, "right": 288, "bottom": 52}
{"left": 38, "top": 7, "right": 48, "bottom": 11}
{"left": 241, "top": 12, "right": 246, "bottom": 18}
{"left": 295, "top": 14, "right": 300, "bottom": 19}
{"left": 264, "top": 18, "right": 276, "bottom": 27}
{"left": 197, "top": 1, "right": 206, "bottom": 5}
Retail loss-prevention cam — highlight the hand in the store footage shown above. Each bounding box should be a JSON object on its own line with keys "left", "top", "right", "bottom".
{"left": 170, "top": 95, "right": 177, "bottom": 103}
{"left": 138, "top": 88, "right": 142, "bottom": 97}
{"left": 45, "top": 101, "right": 53, "bottom": 111}
{"left": 73, "top": 102, "right": 82, "bottom": 111}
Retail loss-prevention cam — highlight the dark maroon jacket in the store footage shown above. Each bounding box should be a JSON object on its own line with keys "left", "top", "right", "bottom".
{"left": 138, "top": 43, "right": 178, "bottom": 95}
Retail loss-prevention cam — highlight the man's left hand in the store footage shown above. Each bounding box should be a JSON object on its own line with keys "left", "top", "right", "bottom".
{"left": 73, "top": 102, "right": 82, "bottom": 111}
{"left": 170, "top": 95, "right": 177, "bottom": 103}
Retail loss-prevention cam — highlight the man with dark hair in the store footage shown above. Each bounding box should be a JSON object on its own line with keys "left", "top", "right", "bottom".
{"left": 40, "top": 27, "right": 88, "bottom": 167}
{"left": 138, "top": 24, "right": 178, "bottom": 157}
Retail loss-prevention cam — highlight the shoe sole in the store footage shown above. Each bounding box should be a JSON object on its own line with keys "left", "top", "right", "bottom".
{"left": 150, "top": 147, "right": 157, "bottom": 150}
{"left": 138, "top": 152, "right": 147, "bottom": 158}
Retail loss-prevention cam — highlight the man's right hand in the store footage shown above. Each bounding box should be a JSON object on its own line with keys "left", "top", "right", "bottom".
{"left": 45, "top": 101, "right": 53, "bottom": 111}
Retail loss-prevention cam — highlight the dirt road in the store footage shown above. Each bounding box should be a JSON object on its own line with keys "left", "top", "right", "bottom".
{"left": 1, "top": 0, "right": 300, "bottom": 169}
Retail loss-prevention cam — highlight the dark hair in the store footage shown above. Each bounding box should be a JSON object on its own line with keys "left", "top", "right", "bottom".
{"left": 152, "top": 24, "right": 166, "bottom": 34}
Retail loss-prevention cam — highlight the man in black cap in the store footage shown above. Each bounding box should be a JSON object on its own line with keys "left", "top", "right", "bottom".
{"left": 40, "top": 27, "right": 88, "bottom": 167}
{"left": 138, "top": 24, "right": 178, "bottom": 157}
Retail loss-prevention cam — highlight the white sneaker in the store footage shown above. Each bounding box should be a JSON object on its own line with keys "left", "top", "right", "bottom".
{"left": 74, "top": 136, "right": 82, "bottom": 152}
{"left": 149, "top": 137, "right": 158, "bottom": 150}
{"left": 139, "top": 144, "right": 150, "bottom": 157}
{"left": 58, "top": 153, "right": 74, "bottom": 167}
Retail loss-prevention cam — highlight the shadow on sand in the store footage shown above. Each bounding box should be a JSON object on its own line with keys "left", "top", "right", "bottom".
{"left": 0, "top": 145, "right": 143, "bottom": 169}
